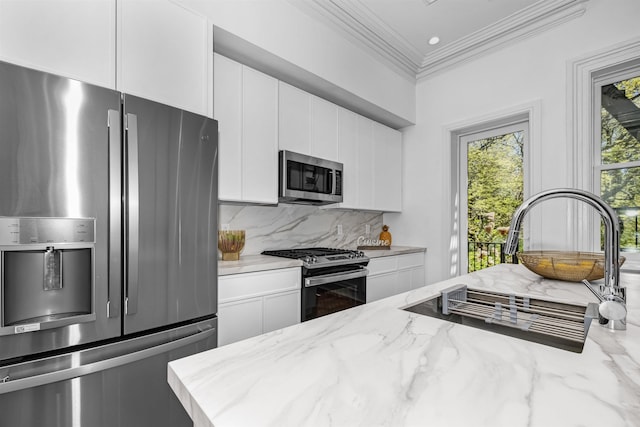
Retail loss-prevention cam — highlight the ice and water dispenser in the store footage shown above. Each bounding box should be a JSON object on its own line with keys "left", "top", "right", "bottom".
{"left": 0, "top": 218, "right": 95, "bottom": 335}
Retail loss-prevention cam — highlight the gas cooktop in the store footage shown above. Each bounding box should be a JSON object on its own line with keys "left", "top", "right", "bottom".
{"left": 261, "top": 247, "right": 368, "bottom": 269}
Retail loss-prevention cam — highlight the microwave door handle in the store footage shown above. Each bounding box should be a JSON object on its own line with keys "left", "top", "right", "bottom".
{"left": 125, "top": 113, "right": 139, "bottom": 316}
{"left": 331, "top": 169, "right": 335, "bottom": 195}
{"left": 304, "top": 268, "right": 368, "bottom": 287}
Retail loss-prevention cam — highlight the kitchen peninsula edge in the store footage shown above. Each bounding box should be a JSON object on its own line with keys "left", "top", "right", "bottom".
{"left": 168, "top": 263, "right": 639, "bottom": 427}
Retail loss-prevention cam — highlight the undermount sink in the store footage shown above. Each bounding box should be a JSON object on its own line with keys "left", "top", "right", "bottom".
{"left": 403, "top": 285, "right": 599, "bottom": 353}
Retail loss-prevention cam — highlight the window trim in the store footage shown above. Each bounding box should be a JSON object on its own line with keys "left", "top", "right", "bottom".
{"left": 569, "top": 36, "right": 640, "bottom": 263}
{"left": 459, "top": 122, "right": 529, "bottom": 273}
{"left": 447, "top": 101, "right": 539, "bottom": 277}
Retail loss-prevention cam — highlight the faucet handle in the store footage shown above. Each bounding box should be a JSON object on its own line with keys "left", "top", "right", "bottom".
{"left": 599, "top": 295, "right": 627, "bottom": 322}
{"left": 582, "top": 279, "right": 627, "bottom": 330}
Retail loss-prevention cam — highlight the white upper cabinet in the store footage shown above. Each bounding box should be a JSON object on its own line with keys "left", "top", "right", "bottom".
{"left": 310, "top": 97, "right": 339, "bottom": 161}
{"left": 118, "top": 0, "right": 211, "bottom": 116}
{"left": 241, "top": 67, "right": 279, "bottom": 204}
{"left": 337, "top": 109, "right": 359, "bottom": 209}
{"left": 279, "top": 82, "right": 339, "bottom": 161}
{"left": 0, "top": 0, "right": 212, "bottom": 116}
{"left": 333, "top": 108, "right": 402, "bottom": 212}
{"left": 214, "top": 54, "right": 278, "bottom": 204}
{"left": 373, "top": 123, "right": 402, "bottom": 212}
{"left": 214, "top": 54, "right": 243, "bottom": 201}
{"left": 279, "top": 82, "right": 311, "bottom": 154}
{"left": 357, "top": 115, "right": 375, "bottom": 210}
{"left": 0, "top": 0, "right": 117, "bottom": 88}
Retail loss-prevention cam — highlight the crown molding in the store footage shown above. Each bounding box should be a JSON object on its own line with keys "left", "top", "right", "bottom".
{"left": 290, "top": 0, "right": 422, "bottom": 79}
{"left": 417, "top": 0, "right": 588, "bottom": 79}
{"left": 292, "top": 0, "right": 589, "bottom": 81}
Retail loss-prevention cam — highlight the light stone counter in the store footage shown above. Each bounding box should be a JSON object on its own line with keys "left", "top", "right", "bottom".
{"left": 218, "top": 254, "right": 302, "bottom": 276}
{"left": 169, "top": 264, "right": 640, "bottom": 427}
{"left": 218, "top": 246, "right": 426, "bottom": 275}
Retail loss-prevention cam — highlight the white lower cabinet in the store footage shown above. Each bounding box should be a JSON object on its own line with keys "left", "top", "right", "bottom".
{"left": 366, "top": 252, "right": 426, "bottom": 303}
{"left": 218, "top": 267, "right": 301, "bottom": 346}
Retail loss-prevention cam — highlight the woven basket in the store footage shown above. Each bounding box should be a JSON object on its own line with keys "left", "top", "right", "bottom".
{"left": 218, "top": 230, "right": 245, "bottom": 261}
{"left": 517, "top": 251, "right": 626, "bottom": 282}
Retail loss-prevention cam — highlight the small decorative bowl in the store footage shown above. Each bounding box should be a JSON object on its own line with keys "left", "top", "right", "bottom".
{"left": 517, "top": 250, "right": 626, "bottom": 282}
{"left": 218, "top": 230, "right": 245, "bottom": 261}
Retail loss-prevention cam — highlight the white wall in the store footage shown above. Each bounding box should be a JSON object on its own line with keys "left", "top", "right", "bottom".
{"left": 387, "top": 0, "right": 640, "bottom": 284}
{"left": 176, "top": 0, "right": 415, "bottom": 127}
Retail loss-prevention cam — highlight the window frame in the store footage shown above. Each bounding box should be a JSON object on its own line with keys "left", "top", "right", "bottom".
{"left": 569, "top": 37, "right": 640, "bottom": 269}
{"left": 592, "top": 68, "right": 640, "bottom": 258}
{"left": 459, "top": 121, "right": 529, "bottom": 273}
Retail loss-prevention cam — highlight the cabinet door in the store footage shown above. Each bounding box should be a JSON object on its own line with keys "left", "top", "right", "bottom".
{"left": 218, "top": 297, "right": 263, "bottom": 346}
{"left": 311, "top": 96, "right": 338, "bottom": 161}
{"left": 242, "top": 67, "right": 279, "bottom": 204}
{"left": 118, "top": 0, "right": 210, "bottom": 115}
{"left": 357, "top": 116, "right": 375, "bottom": 210}
{"left": 263, "top": 290, "right": 301, "bottom": 333}
{"left": 214, "top": 54, "right": 243, "bottom": 201}
{"left": 396, "top": 270, "right": 412, "bottom": 295}
{"left": 0, "top": 0, "right": 116, "bottom": 88}
{"left": 278, "top": 82, "right": 311, "bottom": 154}
{"left": 373, "top": 124, "right": 402, "bottom": 212}
{"left": 366, "top": 273, "right": 397, "bottom": 303}
{"left": 336, "top": 108, "right": 359, "bottom": 209}
{"left": 410, "top": 267, "right": 426, "bottom": 289}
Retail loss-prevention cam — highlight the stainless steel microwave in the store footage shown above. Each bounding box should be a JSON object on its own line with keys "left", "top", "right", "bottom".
{"left": 279, "top": 150, "right": 343, "bottom": 205}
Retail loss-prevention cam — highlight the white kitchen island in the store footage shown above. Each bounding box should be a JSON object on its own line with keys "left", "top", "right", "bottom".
{"left": 168, "top": 264, "right": 640, "bottom": 427}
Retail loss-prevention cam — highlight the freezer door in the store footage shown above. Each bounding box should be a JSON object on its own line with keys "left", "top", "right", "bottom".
{"left": 122, "top": 95, "right": 218, "bottom": 334}
{"left": 0, "top": 60, "right": 122, "bottom": 360}
{"left": 0, "top": 317, "right": 216, "bottom": 427}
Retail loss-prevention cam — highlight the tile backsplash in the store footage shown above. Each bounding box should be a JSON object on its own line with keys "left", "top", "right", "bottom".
{"left": 219, "top": 204, "right": 383, "bottom": 255}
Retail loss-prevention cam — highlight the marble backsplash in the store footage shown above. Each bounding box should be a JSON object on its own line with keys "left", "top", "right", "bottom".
{"left": 219, "top": 203, "right": 383, "bottom": 255}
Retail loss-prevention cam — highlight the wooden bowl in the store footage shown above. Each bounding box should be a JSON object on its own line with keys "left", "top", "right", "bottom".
{"left": 218, "top": 230, "right": 245, "bottom": 261}
{"left": 517, "top": 251, "right": 625, "bottom": 282}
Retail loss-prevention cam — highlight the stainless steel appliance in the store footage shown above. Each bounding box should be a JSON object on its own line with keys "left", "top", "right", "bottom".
{"left": 279, "top": 150, "right": 343, "bottom": 205}
{"left": 0, "top": 61, "right": 218, "bottom": 427}
{"left": 262, "top": 248, "right": 368, "bottom": 321}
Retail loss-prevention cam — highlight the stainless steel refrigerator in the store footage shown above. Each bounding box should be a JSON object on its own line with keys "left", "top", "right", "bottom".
{"left": 0, "top": 60, "right": 218, "bottom": 426}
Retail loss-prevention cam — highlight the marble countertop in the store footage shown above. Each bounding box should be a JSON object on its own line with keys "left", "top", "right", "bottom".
{"left": 218, "top": 246, "right": 426, "bottom": 275}
{"left": 168, "top": 264, "right": 640, "bottom": 427}
{"left": 218, "top": 254, "right": 303, "bottom": 276}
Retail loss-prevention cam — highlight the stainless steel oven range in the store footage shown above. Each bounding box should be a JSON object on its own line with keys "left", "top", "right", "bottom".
{"left": 262, "top": 248, "right": 368, "bottom": 321}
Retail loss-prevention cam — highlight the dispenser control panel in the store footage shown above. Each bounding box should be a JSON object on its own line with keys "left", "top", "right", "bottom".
{"left": 0, "top": 217, "right": 95, "bottom": 245}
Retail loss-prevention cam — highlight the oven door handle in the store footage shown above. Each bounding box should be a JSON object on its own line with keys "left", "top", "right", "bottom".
{"left": 304, "top": 268, "right": 368, "bottom": 287}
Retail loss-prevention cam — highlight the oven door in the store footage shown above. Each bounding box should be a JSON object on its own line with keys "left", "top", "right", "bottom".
{"left": 301, "top": 266, "right": 367, "bottom": 321}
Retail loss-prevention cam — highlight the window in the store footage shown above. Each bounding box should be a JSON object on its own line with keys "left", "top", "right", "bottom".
{"left": 459, "top": 121, "right": 528, "bottom": 272}
{"left": 595, "top": 73, "right": 640, "bottom": 254}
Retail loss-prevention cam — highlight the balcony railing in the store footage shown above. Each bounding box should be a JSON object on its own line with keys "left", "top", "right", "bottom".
{"left": 468, "top": 241, "right": 518, "bottom": 272}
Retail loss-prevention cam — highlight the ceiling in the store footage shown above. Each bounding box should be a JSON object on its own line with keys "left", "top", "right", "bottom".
{"left": 293, "top": 0, "right": 588, "bottom": 79}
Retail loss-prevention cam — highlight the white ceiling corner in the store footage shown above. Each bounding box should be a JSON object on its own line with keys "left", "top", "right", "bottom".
{"left": 293, "top": 0, "right": 589, "bottom": 81}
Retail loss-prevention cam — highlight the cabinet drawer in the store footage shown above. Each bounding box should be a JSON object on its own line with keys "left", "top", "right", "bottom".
{"left": 397, "top": 252, "right": 425, "bottom": 270}
{"left": 367, "top": 256, "right": 398, "bottom": 275}
{"left": 219, "top": 267, "right": 300, "bottom": 303}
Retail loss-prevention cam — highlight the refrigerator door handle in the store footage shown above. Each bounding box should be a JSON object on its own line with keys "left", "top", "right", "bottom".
{"left": 0, "top": 326, "right": 216, "bottom": 395}
{"left": 125, "top": 113, "right": 140, "bottom": 316}
{"left": 107, "top": 109, "right": 121, "bottom": 318}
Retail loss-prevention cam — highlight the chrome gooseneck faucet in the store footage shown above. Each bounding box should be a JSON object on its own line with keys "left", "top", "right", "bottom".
{"left": 504, "top": 188, "right": 627, "bottom": 331}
